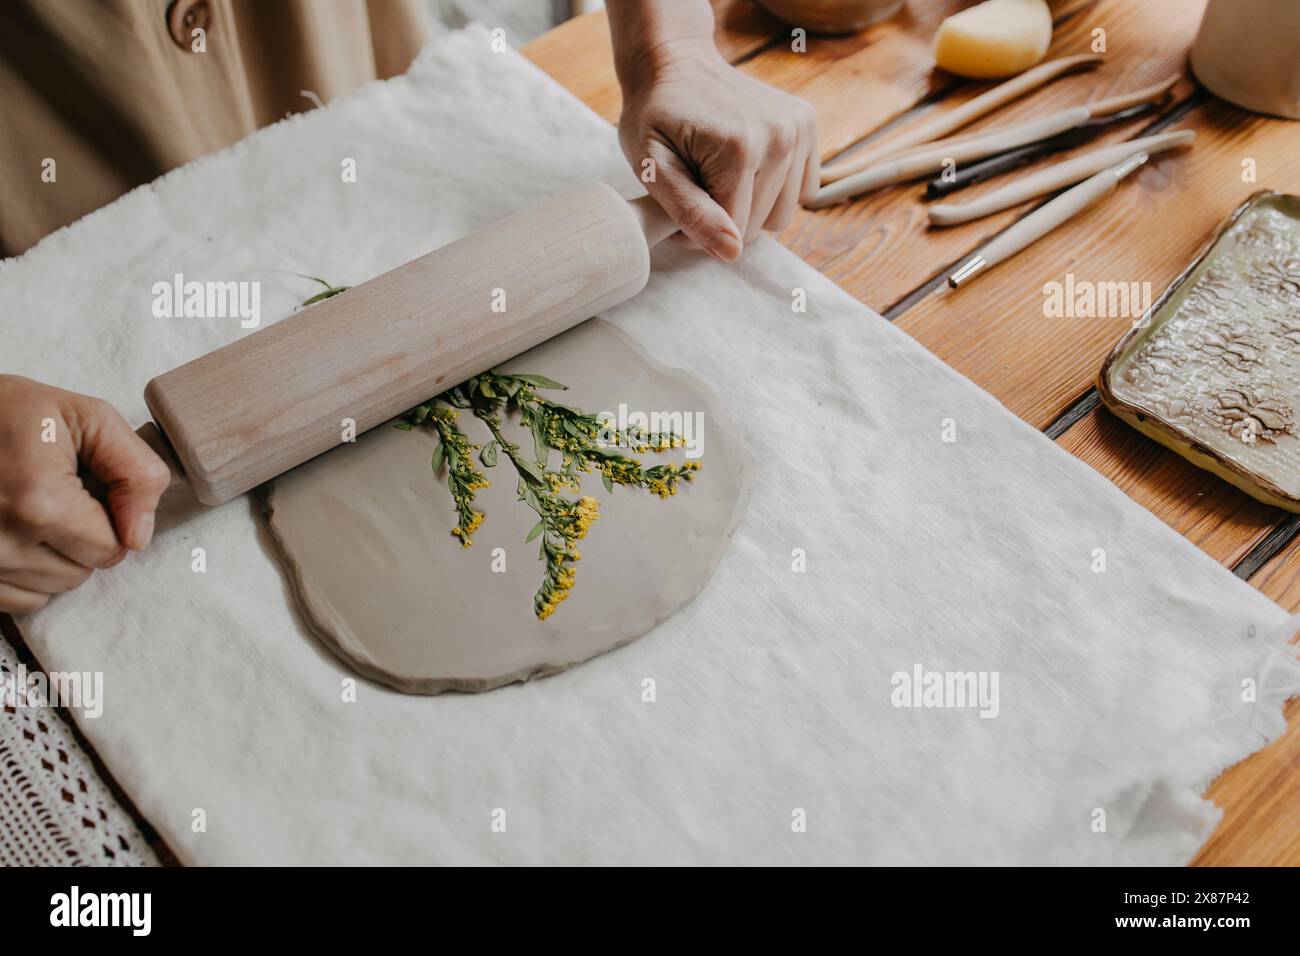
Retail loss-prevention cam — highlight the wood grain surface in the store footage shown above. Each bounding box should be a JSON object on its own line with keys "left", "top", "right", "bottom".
{"left": 526, "top": 0, "right": 1300, "bottom": 865}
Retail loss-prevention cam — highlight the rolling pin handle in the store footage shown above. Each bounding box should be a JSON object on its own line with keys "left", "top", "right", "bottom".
{"left": 627, "top": 194, "right": 678, "bottom": 249}
{"left": 136, "top": 421, "right": 188, "bottom": 492}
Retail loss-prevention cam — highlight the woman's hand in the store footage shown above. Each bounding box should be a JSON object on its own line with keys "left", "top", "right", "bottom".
{"left": 608, "top": 1, "right": 819, "bottom": 261}
{"left": 0, "top": 375, "right": 170, "bottom": 613}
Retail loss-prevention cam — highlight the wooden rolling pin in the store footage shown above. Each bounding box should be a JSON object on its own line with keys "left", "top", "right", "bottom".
{"left": 140, "top": 182, "right": 676, "bottom": 505}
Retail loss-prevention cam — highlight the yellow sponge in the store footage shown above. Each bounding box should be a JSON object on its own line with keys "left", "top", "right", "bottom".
{"left": 933, "top": 0, "right": 1053, "bottom": 79}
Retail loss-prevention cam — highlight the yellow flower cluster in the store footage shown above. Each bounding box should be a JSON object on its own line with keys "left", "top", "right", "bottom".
{"left": 451, "top": 509, "right": 484, "bottom": 547}
{"left": 537, "top": 563, "right": 578, "bottom": 620}
{"left": 600, "top": 459, "right": 642, "bottom": 486}
{"left": 545, "top": 472, "right": 581, "bottom": 494}
{"left": 544, "top": 417, "right": 594, "bottom": 454}
{"left": 632, "top": 435, "right": 688, "bottom": 454}
{"left": 647, "top": 460, "right": 701, "bottom": 498}
{"left": 536, "top": 497, "right": 599, "bottom": 620}
{"left": 572, "top": 496, "right": 599, "bottom": 539}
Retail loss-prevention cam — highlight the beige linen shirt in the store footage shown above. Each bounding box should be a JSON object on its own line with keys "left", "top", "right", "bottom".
{"left": 0, "top": 0, "right": 430, "bottom": 255}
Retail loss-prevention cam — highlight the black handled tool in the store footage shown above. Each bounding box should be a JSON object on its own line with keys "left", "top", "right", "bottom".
{"left": 923, "top": 104, "right": 1155, "bottom": 200}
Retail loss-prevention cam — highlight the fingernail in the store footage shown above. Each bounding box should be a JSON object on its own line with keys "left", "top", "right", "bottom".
{"left": 708, "top": 230, "right": 742, "bottom": 262}
{"left": 130, "top": 512, "right": 155, "bottom": 550}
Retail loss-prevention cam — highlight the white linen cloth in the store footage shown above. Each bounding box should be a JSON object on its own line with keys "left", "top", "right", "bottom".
{"left": 3, "top": 27, "right": 1297, "bottom": 865}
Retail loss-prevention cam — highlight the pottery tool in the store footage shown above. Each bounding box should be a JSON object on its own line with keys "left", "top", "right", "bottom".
{"left": 929, "top": 129, "right": 1193, "bottom": 226}
{"left": 139, "top": 182, "right": 676, "bottom": 505}
{"left": 923, "top": 103, "right": 1155, "bottom": 199}
{"left": 819, "top": 53, "right": 1102, "bottom": 185}
{"left": 947, "top": 150, "right": 1149, "bottom": 288}
{"left": 808, "top": 77, "right": 1176, "bottom": 208}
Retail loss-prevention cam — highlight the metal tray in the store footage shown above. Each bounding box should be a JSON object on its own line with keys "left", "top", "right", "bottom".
{"left": 1098, "top": 191, "right": 1300, "bottom": 511}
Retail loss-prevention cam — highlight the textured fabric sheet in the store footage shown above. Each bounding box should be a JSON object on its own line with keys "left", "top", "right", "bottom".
{"left": 2, "top": 27, "right": 1297, "bottom": 865}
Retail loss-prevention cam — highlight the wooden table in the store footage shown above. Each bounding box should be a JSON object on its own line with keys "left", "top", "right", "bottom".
{"left": 525, "top": 0, "right": 1300, "bottom": 865}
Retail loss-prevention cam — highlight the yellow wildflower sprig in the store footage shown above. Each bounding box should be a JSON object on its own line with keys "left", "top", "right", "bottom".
{"left": 513, "top": 390, "right": 695, "bottom": 496}
{"left": 411, "top": 369, "right": 701, "bottom": 618}
{"left": 395, "top": 403, "right": 489, "bottom": 546}
{"left": 299, "top": 278, "right": 699, "bottom": 619}
{"left": 468, "top": 402, "right": 596, "bottom": 619}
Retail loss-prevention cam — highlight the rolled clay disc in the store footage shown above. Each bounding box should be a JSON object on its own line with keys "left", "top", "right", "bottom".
{"left": 262, "top": 319, "right": 751, "bottom": 693}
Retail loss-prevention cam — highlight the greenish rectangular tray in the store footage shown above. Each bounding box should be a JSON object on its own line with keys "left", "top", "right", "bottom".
{"left": 1099, "top": 191, "right": 1300, "bottom": 511}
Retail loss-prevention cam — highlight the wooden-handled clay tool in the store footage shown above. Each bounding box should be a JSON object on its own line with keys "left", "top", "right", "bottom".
{"left": 928, "top": 129, "right": 1193, "bottom": 226}
{"left": 807, "top": 76, "right": 1177, "bottom": 209}
{"left": 947, "top": 151, "right": 1149, "bottom": 288}
{"left": 922, "top": 103, "right": 1155, "bottom": 199}
{"left": 819, "top": 53, "right": 1103, "bottom": 185}
{"left": 139, "top": 182, "right": 677, "bottom": 505}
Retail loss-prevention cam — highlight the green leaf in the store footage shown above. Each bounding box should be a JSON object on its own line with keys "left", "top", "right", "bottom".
{"left": 431, "top": 442, "right": 446, "bottom": 474}
{"left": 301, "top": 286, "right": 347, "bottom": 305}
{"left": 602, "top": 472, "right": 614, "bottom": 493}
{"left": 531, "top": 417, "right": 549, "bottom": 467}
{"left": 520, "top": 481, "right": 540, "bottom": 511}
{"left": 514, "top": 457, "right": 547, "bottom": 487}
{"left": 479, "top": 379, "right": 496, "bottom": 398}
{"left": 525, "top": 520, "right": 544, "bottom": 543}
{"left": 511, "top": 373, "right": 567, "bottom": 390}
{"left": 480, "top": 440, "right": 498, "bottom": 467}
{"left": 393, "top": 422, "right": 413, "bottom": 431}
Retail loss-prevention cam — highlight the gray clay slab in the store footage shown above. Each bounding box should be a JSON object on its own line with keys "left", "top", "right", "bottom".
{"left": 261, "top": 318, "right": 751, "bottom": 693}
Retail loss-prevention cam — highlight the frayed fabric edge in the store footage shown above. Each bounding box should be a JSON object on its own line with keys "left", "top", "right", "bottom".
{"left": 1120, "top": 614, "right": 1300, "bottom": 865}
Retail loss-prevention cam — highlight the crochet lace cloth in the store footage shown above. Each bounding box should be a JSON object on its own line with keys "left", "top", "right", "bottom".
{"left": 0, "top": 633, "right": 157, "bottom": 866}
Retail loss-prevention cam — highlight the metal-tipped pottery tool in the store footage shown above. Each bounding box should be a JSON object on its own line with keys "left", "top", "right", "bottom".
{"left": 947, "top": 151, "right": 1150, "bottom": 289}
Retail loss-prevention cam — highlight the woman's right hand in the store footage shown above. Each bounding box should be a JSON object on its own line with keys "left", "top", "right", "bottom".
{"left": 0, "top": 375, "right": 170, "bottom": 613}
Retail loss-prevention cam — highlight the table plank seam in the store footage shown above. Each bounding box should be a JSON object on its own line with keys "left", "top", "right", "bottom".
{"left": 1234, "top": 515, "right": 1300, "bottom": 580}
